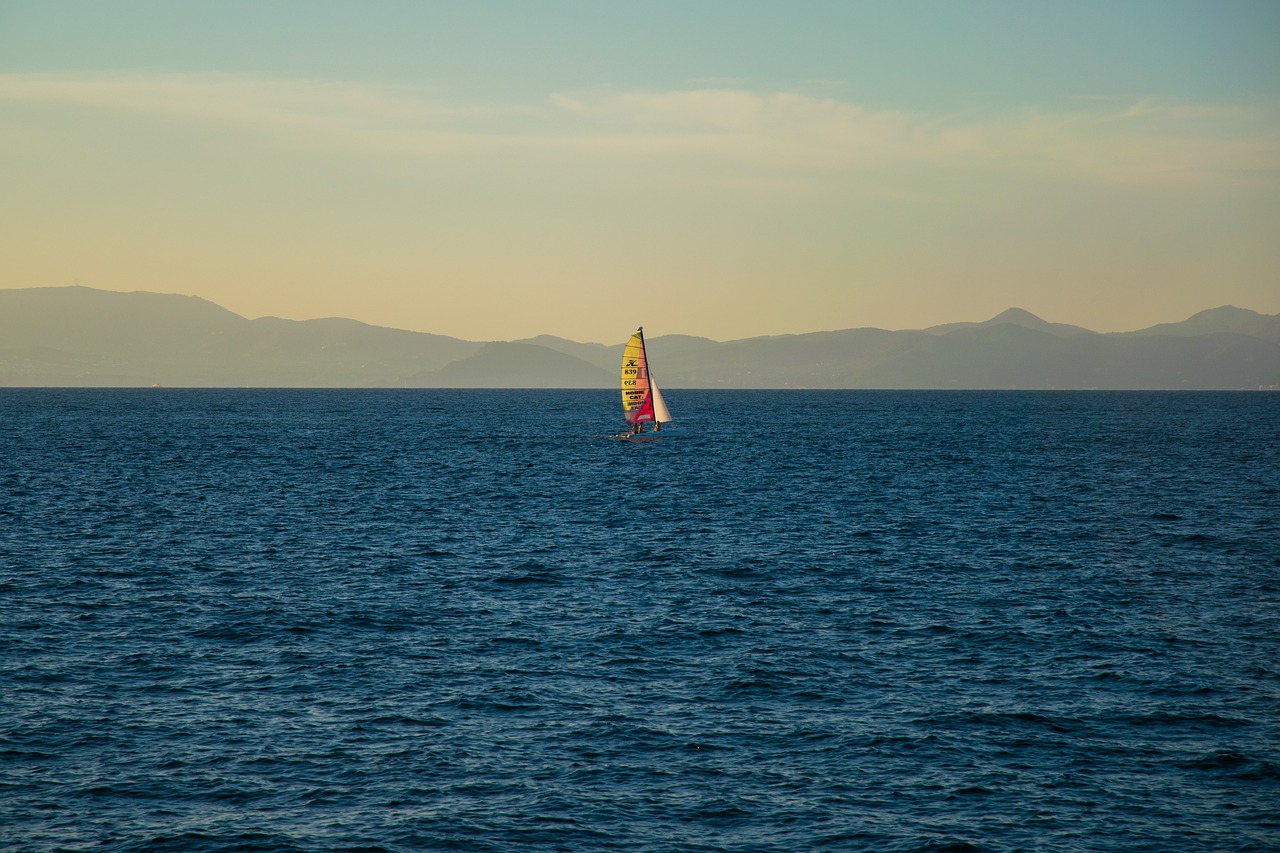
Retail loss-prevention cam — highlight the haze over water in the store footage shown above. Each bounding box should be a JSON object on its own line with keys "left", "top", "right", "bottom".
{"left": 3, "top": 389, "right": 1277, "bottom": 851}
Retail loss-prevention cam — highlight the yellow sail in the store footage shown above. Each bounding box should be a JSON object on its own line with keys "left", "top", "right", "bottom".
{"left": 620, "top": 329, "right": 652, "bottom": 425}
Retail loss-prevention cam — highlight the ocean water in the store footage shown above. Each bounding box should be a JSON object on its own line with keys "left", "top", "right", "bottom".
{"left": 1, "top": 389, "right": 1277, "bottom": 853}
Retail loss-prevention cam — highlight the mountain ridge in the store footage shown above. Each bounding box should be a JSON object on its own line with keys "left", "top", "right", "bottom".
{"left": 2, "top": 286, "right": 1277, "bottom": 389}
{"left": 921, "top": 307, "right": 1098, "bottom": 338}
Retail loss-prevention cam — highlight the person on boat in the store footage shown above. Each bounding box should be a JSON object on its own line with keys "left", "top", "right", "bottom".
{"left": 652, "top": 421, "right": 661, "bottom": 432}
{"left": 632, "top": 421, "right": 642, "bottom": 435}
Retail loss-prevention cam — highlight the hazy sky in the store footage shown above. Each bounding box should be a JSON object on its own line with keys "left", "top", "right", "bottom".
{"left": 2, "top": 1, "right": 1277, "bottom": 342}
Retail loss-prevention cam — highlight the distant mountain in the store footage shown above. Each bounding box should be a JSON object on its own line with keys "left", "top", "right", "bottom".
{"left": 923, "top": 307, "right": 1097, "bottom": 338}
{"left": 851, "top": 323, "right": 1280, "bottom": 390}
{"left": 512, "top": 333, "right": 721, "bottom": 374}
{"left": 658, "top": 314, "right": 1280, "bottom": 389}
{"left": 411, "top": 342, "right": 611, "bottom": 388}
{"left": 0, "top": 286, "right": 483, "bottom": 387}
{"left": 512, "top": 335, "right": 620, "bottom": 373}
{"left": 1, "top": 286, "right": 1277, "bottom": 389}
{"left": 1117, "top": 305, "right": 1280, "bottom": 344}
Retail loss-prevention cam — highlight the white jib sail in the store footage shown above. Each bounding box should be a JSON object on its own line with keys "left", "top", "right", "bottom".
{"left": 650, "top": 379, "right": 672, "bottom": 424}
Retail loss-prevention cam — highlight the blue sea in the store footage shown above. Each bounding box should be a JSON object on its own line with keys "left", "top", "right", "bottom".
{"left": 2, "top": 389, "right": 1278, "bottom": 852}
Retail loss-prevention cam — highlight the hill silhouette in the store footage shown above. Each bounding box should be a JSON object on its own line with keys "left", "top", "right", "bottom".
{"left": 1, "top": 286, "right": 1277, "bottom": 389}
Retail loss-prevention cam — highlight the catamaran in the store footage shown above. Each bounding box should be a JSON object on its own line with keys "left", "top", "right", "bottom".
{"left": 620, "top": 326, "right": 672, "bottom": 437}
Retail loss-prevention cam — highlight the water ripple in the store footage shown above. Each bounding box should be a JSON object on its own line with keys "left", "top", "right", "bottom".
{"left": 2, "top": 389, "right": 1277, "bottom": 852}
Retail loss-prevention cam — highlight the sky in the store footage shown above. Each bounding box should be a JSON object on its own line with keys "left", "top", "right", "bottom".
{"left": 1, "top": 1, "right": 1278, "bottom": 342}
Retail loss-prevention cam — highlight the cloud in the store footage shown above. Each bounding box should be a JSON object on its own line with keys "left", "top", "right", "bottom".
{"left": 0, "top": 71, "right": 420, "bottom": 126}
{"left": 2, "top": 72, "right": 1275, "bottom": 189}
{"left": 0, "top": 71, "right": 529, "bottom": 156}
{"left": 551, "top": 88, "right": 1280, "bottom": 187}
{"left": 548, "top": 88, "right": 915, "bottom": 173}
{"left": 959, "top": 99, "right": 1280, "bottom": 187}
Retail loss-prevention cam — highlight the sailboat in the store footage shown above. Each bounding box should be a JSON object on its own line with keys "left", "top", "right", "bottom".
{"left": 620, "top": 326, "right": 672, "bottom": 438}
